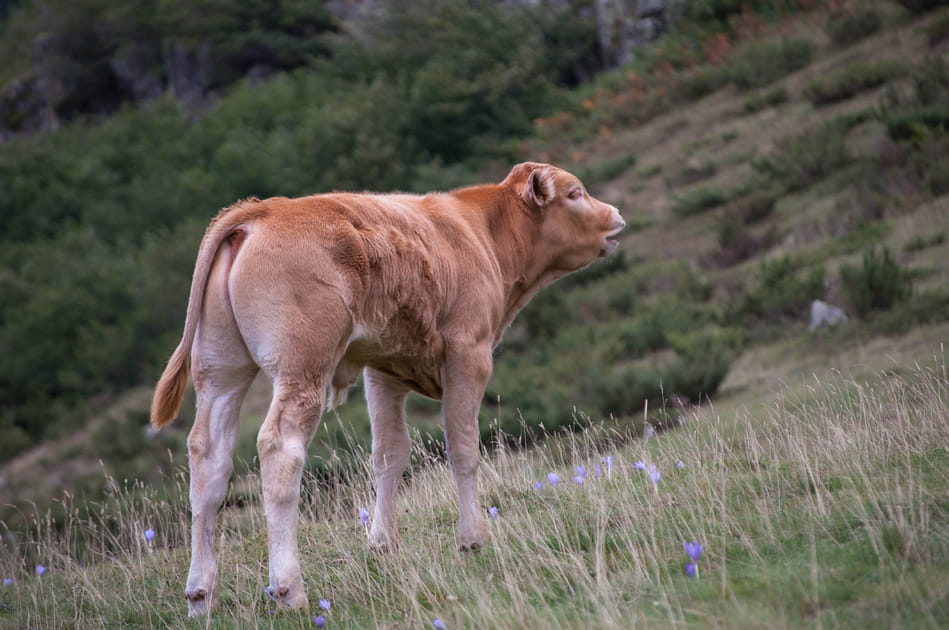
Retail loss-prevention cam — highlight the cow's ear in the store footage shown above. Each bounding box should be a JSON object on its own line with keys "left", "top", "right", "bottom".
{"left": 524, "top": 167, "right": 555, "bottom": 208}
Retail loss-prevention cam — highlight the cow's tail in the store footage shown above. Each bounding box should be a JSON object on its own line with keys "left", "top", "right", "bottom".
{"left": 150, "top": 199, "right": 261, "bottom": 430}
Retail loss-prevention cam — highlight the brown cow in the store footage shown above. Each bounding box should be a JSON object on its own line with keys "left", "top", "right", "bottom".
{"left": 150, "top": 162, "right": 625, "bottom": 615}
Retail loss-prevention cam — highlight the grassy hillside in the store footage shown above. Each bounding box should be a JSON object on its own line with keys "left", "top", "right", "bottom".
{"left": 2, "top": 1, "right": 949, "bottom": 627}
{"left": 1, "top": 350, "right": 946, "bottom": 628}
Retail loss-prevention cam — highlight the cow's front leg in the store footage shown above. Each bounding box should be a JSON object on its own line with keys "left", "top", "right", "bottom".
{"left": 441, "top": 347, "right": 493, "bottom": 551}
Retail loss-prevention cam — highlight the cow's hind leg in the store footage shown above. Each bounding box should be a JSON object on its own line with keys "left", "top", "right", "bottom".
{"left": 185, "top": 302, "right": 258, "bottom": 614}
{"left": 365, "top": 368, "right": 411, "bottom": 551}
{"left": 257, "top": 378, "right": 326, "bottom": 609}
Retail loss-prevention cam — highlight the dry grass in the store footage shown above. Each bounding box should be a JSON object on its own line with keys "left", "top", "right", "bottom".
{"left": 2, "top": 351, "right": 947, "bottom": 629}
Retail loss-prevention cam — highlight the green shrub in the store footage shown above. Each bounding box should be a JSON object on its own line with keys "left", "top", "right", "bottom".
{"left": 826, "top": 10, "right": 882, "bottom": 47}
{"left": 727, "top": 37, "right": 814, "bottom": 89}
{"left": 884, "top": 107, "right": 949, "bottom": 140}
{"left": 894, "top": 0, "right": 944, "bottom": 14}
{"left": 667, "top": 159, "right": 718, "bottom": 187}
{"left": 743, "top": 86, "right": 787, "bottom": 113}
{"left": 673, "top": 0, "right": 810, "bottom": 24}
{"left": 924, "top": 9, "right": 949, "bottom": 46}
{"left": 804, "top": 60, "right": 904, "bottom": 106}
{"left": 671, "top": 186, "right": 730, "bottom": 217}
{"left": 841, "top": 247, "right": 912, "bottom": 317}
{"left": 752, "top": 119, "right": 852, "bottom": 191}
{"left": 733, "top": 257, "right": 825, "bottom": 324}
{"left": 904, "top": 232, "right": 945, "bottom": 252}
{"left": 520, "top": 290, "right": 572, "bottom": 341}
{"left": 592, "top": 329, "right": 733, "bottom": 416}
{"left": 578, "top": 153, "right": 637, "bottom": 185}
{"left": 672, "top": 66, "right": 728, "bottom": 103}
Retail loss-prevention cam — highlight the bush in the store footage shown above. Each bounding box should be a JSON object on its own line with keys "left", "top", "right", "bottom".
{"left": 804, "top": 60, "right": 904, "bottom": 106}
{"left": 733, "top": 257, "right": 825, "bottom": 324}
{"left": 671, "top": 186, "right": 730, "bottom": 217}
{"left": 894, "top": 0, "right": 944, "bottom": 14}
{"left": 666, "top": 159, "right": 718, "bottom": 187}
{"left": 826, "top": 10, "right": 882, "bottom": 47}
{"left": 841, "top": 247, "right": 912, "bottom": 317}
{"left": 752, "top": 118, "right": 852, "bottom": 191}
{"left": 924, "top": 9, "right": 949, "bottom": 46}
{"left": 743, "top": 86, "right": 787, "bottom": 113}
{"left": 726, "top": 37, "right": 813, "bottom": 89}
{"left": 578, "top": 153, "right": 637, "bottom": 185}
{"left": 904, "top": 232, "right": 945, "bottom": 253}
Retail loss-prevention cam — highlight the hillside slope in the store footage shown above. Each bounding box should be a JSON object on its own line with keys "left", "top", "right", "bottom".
{"left": 1, "top": 3, "right": 949, "bottom": 626}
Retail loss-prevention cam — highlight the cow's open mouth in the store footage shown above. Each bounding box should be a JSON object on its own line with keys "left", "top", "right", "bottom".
{"left": 601, "top": 237, "right": 619, "bottom": 256}
{"left": 600, "top": 227, "right": 624, "bottom": 256}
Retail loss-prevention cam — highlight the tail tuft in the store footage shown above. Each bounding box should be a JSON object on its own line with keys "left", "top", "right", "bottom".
{"left": 150, "top": 346, "right": 190, "bottom": 429}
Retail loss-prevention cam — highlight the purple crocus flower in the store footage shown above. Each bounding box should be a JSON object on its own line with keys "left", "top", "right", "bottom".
{"left": 264, "top": 587, "right": 277, "bottom": 601}
{"left": 685, "top": 562, "right": 697, "bottom": 578}
{"left": 634, "top": 461, "right": 647, "bottom": 471}
{"left": 684, "top": 541, "right": 703, "bottom": 562}
{"left": 35, "top": 564, "right": 46, "bottom": 577}
{"left": 676, "top": 461, "right": 685, "bottom": 469}
{"left": 144, "top": 528, "right": 155, "bottom": 543}
{"left": 313, "top": 615, "right": 327, "bottom": 627}
{"left": 546, "top": 472, "right": 560, "bottom": 487}
{"left": 575, "top": 465, "right": 587, "bottom": 478}
{"left": 2, "top": 578, "right": 12, "bottom": 586}
{"left": 594, "top": 464, "right": 602, "bottom": 478}
{"left": 649, "top": 470, "right": 661, "bottom": 485}
{"left": 488, "top": 506, "right": 499, "bottom": 520}
{"left": 602, "top": 456, "right": 614, "bottom": 472}
{"left": 318, "top": 599, "right": 331, "bottom": 612}
{"left": 572, "top": 475, "right": 584, "bottom": 486}
{"left": 532, "top": 481, "right": 543, "bottom": 491}
{"left": 433, "top": 619, "right": 447, "bottom": 629}
{"left": 358, "top": 508, "right": 370, "bottom": 527}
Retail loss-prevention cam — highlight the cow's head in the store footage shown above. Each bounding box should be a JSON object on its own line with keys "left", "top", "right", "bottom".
{"left": 506, "top": 162, "right": 626, "bottom": 271}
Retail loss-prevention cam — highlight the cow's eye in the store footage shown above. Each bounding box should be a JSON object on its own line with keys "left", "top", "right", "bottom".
{"left": 568, "top": 188, "right": 583, "bottom": 200}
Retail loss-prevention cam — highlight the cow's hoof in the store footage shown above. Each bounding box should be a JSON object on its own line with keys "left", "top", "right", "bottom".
{"left": 266, "top": 584, "right": 309, "bottom": 610}
{"left": 186, "top": 588, "right": 210, "bottom": 617}
{"left": 369, "top": 541, "right": 392, "bottom": 554}
{"left": 459, "top": 541, "right": 484, "bottom": 552}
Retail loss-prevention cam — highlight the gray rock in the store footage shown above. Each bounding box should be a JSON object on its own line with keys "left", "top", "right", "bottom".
{"left": 809, "top": 299, "right": 848, "bottom": 332}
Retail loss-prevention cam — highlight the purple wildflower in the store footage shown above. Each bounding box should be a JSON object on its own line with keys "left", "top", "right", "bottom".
{"left": 572, "top": 475, "right": 584, "bottom": 486}
{"left": 575, "top": 465, "right": 587, "bottom": 478}
{"left": 685, "top": 562, "right": 697, "bottom": 578}
{"left": 144, "top": 528, "right": 155, "bottom": 543}
{"left": 676, "top": 461, "right": 685, "bottom": 469}
{"left": 319, "top": 599, "right": 331, "bottom": 612}
{"left": 35, "top": 564, "right": 46, "bottom": 577}
{"left": 433, "top": 619, "right": 447, "bottom": 629}
{"left": 684, "top": 541, "right": 703, "bottom": 562}
{"left": 649, "top": 470, "right": 661, "bottom": 485}
{"left": 264, "top": 587, "right": 277, "bottom": 601}
{"left": 488, "top": 506, "right": 499, "bottom": 520}
{"left": 634, "top": 461, "right": 647, "bottom": 471}
{"left": 594, "top": 464, "right": 602, "bottom": 478}
{"left": 532, "top": 481, "right": 543, "bottom": 491}
{"left": 2, "top": 578, "right": 12, "bottom": 586}
{"left": 313, "top": 615, "right": 327, "bottom": 627}
{"left": 358, "top": 508, "right": 370, "bottom": 527}
{"left": 547, "top": 472, "right": 560, "bottom": 487}
{"left": 602, "top": 456, "right": 614, "bottom": 472}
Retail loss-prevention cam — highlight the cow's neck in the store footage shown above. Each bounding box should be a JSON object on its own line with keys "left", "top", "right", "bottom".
{"left": 470, "top": 187, "right": 570, "bottom": 345}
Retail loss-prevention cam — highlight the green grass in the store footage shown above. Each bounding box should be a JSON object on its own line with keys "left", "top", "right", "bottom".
{"left": 804, "top": 60, "right": 905, "bottom": 106}
{"left": 2, "top": 360, "right": 947, "bottom": 628}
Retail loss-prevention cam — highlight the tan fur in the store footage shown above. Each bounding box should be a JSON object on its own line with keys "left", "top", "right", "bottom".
{"left": 151, "top": 163, "right": 624, "bottom": 616}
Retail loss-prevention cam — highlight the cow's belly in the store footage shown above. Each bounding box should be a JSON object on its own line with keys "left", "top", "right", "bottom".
{"left": 334, "top": 333, "right": 444, "bottom": 400}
